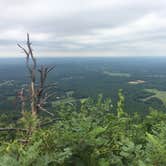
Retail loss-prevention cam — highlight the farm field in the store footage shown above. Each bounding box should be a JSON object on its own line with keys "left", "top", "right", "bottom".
{"left": 143, "top": 89, "right": 166, "bottom": 106}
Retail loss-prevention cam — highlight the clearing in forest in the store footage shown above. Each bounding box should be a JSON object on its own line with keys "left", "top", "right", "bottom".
{"left": 142, "top": 89, "right": 166, "bottom": 106}
{"left": 103, "top": 71, "right": 131, "bottom": 77}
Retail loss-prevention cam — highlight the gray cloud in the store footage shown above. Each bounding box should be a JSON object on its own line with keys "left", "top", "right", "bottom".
{"left": 0, "top": 0, "right": 166, "bottom": 57}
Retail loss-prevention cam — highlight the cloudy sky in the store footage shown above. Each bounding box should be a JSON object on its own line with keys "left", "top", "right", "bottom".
{"left": 1, "top": 0, "right": 166, "bottom": 57}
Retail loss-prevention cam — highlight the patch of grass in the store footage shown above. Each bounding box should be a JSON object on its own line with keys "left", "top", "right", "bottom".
{"left": 7, "top": 96, "right": 15, "bottom": 101}
{"left": 142, "top": 89, "right": 166, "bottom": 106}
{"left": 128, "top": 80, "right": 145, "bottom": 85}
{"left": 66, "top": 91, "right": 74, "bottom": 97}
{"left": 103, "top": 71, "right": 131, "bottom": 77}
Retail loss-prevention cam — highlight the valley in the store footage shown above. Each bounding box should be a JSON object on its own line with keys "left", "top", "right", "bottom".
{"left": 0, "top": 57, "right": 166, "bottom": 115}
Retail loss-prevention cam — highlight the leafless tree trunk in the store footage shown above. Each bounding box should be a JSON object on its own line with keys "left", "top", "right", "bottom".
{"left": 18, "top": 88, "right": 25, "bottom": 113}
{"left": 18, "top": 33, "right": 55, "bottom": 117}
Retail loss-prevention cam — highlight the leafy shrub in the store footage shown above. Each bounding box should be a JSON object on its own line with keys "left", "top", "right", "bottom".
{"left": 0, "top": 93, "right": 166, "bottom": 165}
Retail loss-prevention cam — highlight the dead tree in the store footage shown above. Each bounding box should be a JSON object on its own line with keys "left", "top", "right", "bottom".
{"left": 0, "top": 34, "right": 56, "bottom": 134}
{"left": 18, "top": 33, "right": 55, "bottom": 117}
{"left": 18, "top": 88, "right": 25, "bottom": 113}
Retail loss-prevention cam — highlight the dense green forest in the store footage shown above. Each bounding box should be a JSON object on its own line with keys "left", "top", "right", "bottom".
{"left": 1, "top": 57, "right": 166, "bottom": 115}
{"left": 1, "top": 45, "right": 166, "bottom": 165}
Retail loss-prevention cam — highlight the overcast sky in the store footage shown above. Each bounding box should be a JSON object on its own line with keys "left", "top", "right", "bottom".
{"left": 1, "top": 0, "right": 166, "bottom": 57}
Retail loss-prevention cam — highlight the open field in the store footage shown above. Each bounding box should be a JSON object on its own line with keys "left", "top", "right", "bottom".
{"left": 142, "top": 89, "right": 166, "bottom": 106}
{"left": 0, "top": 80, "right": 14, "bottom": 87}
{"left": 128, "top": 80, "right": 145, "bottom": 85}
{"left": 103, "top": 71, "right": 131, "bottom": 77}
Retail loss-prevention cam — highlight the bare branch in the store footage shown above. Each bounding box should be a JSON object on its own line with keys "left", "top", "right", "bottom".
{"left": 18, "top": 88, "right": 25, "bottom": 113}
{"left": 17, "top": 43, "right": 32, "bottom": 73}
{"left": 27, "top": 33, "right": 37, "bottom": 69}
{"left": 37, "top": 105, "right": 55, "bottom": 117}
{"left": 0, "top": 128, "right": 28, "bottom": 132}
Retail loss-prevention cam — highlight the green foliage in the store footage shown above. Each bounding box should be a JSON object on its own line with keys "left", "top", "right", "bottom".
{"left": 0, "top": 92, "right": 166, "bottom": 165}
{"left": 18, "top": 111, "right": 40, "bottom": 131}
{"left": 117, "top": 89, "right": 125, "bottom": 118}
{"left": 145, "top": 122, "right": 166, "bottom": 165}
